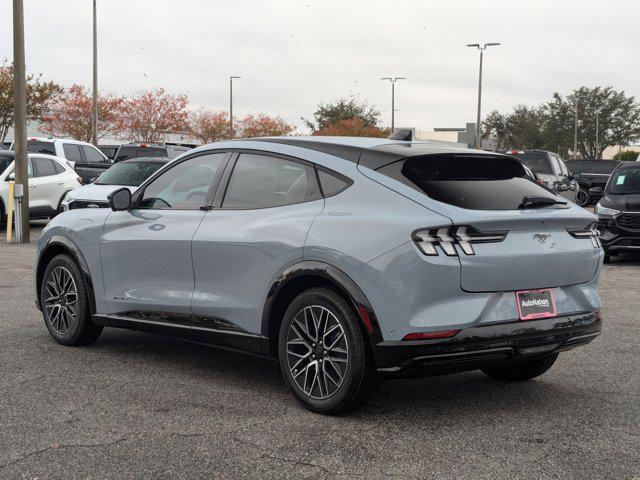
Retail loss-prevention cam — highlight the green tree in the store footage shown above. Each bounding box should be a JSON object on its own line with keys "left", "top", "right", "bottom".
{"left": 303, "top": 97, "right": 381, "bottom": 132}
{"left": 613, "top": 150, "right": 640, "bottom": 161}
{"left": 484, "top": 86, "right": 640, "bottom": 158}
{"left": 483, "top": 105, "right": 548, "bottom": 150}
{"left": 0, "top": 60, "right": 63, "bottom": 142}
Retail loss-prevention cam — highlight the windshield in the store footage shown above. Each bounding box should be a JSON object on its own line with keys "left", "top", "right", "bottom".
{"left": 608, "top": 168, "right": 640, "bottom": 195}
{"left": 95, "top": 161, "right": 164, "bottom": 186}
{"left": 507, "top": 152, "right": 551, "bottom": 174}
{"left": 376, "top": 154, "right": 562, "bottom": 210}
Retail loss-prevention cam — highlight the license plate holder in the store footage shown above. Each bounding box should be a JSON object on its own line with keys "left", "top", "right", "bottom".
{"left": 516, "top": 289, "right": 557, "bottom": 321}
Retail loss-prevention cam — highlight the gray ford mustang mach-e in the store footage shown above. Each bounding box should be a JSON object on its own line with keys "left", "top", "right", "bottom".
{"left": 35, "top": 137, "right": 603, "bottom": 414}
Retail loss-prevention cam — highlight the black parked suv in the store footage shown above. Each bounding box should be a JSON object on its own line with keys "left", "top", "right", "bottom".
{"left": 500, "top": 150, "right": 579, "bottom": 203}
{"left": 593, "top": 162, "right": 640, "bottom": 262}
{"left": 565, "top": 159, "right": 619, "bottom": 207}
{"left": 113, "top": 142, "right": 192, "bottom": 163}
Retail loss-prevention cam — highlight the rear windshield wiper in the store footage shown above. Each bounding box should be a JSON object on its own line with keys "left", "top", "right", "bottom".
{"left": 518, "top": 196, "right": 567, "bottom": 209}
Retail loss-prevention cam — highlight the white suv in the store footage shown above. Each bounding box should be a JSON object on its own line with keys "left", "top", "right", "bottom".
{"left": 0, "top": 151, "right": 82, "bottom": 222}
{"left": 11, "top": 137, "right": 108, "bottom": 169}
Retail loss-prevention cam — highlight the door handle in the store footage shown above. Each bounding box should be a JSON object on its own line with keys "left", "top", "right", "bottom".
{"left": 28, "top": 183, "right": 36, "bottom": 187}
{"left": 57, "top": 180, "right": 64, "bottom": 184}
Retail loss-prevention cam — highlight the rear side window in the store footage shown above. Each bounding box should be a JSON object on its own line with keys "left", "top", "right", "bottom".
{"left": 317, "top": 169, "right": 350, "bottom": 197}
{"left": 52, "top": 160, "right": 65, "bottom": 174}
{"left": 27, "top": 141, "right": 56, "bottom": 155}
{"left": 32, "top": 157, "right": 57, "bottom": 177}
{"left": 63, "top": 144, "right": 82, "bottom": 163}
{"left": 376, "top": 154, "right": 561, "bottom": 210}
{"left": 223, "top": 154, "right": 315, "bottom": 209}
{"left": 565, "top": 161, "right": 587, "bottom": 174}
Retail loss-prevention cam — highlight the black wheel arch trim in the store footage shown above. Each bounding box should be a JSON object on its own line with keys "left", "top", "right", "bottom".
{"left": 36, "top": 235, "right": 96, "bottom": 314}
{"left": 261, "top": 260, "right": 383, "bottom": 355}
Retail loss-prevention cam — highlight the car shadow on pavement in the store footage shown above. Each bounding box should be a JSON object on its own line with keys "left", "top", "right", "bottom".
{"left": 84, "top": 327, "right": 588, "bottom": 420}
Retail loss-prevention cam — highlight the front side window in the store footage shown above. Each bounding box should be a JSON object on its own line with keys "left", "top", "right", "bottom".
{"left": 32, "top": 157, "right": 57, "bottom": 177}
{"left": 139, "top": 154, "right": 225, "bottom": 209}
{"left": 223, "top": 154, "right": 314, "bottom": 209}
{"left": 376, "top": 154, "right": 562, "bottom": 210}
{"left": 63, "top": 144, "right": 82, "bottom": 163}
{"left": 608, "top": 168, "right": 640, "bottom": 195}
{"left": 80, "top": 145, "right": 107, "bottom": 163}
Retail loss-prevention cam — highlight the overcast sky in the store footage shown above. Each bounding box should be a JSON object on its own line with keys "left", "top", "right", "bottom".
{"left": 1, "top": 0, "right": 639, "bottom": 132}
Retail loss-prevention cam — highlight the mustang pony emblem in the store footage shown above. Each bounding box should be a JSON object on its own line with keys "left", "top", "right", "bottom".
{"left": 533, "top": 233, "right": 551, "bottom": 243}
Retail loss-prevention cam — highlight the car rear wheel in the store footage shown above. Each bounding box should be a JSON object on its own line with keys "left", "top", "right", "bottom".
{"left": 481, "top": 353, "right": 558, "bottom": 381}
{"left": 576, "top": 187, "right": 590, "bottom": 207}
{"left": 40, "top": 254, "right": 103, "bottom": 346}
{"left": 278, "top": 287, "right": 381, "bottom": 414}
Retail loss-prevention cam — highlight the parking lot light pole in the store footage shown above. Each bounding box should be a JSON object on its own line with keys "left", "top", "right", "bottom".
{"left": 91, "top": 0, "right": 98, "bottom": 146}
{"left": 380, "top": 77, "right": 406, "bottom": 133}
{"left": 595, "top": 112, "right": 600, "bottom": 159}
{"left": 573, "top": 102, "right": 579, "bottom": 159}
{"left": 13, "top": 0, "right": 29, "bottom": 243}
{"left": 229, "top": 76, "right": 241, "bottom": 137}
{"left": 467, "top": 42, "right": 500, "bottom": 149}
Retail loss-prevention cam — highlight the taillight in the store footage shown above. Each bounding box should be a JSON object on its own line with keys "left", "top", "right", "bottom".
{"left": 412, "top": 225, "right": 507, "bottom": 257}
{"left": 403, "top": 330, "right": 460, "bottom": 341}
{"left": 567, "top": 223, "right": 600, "bottom": 248}
{"left": 76, "top": 177, "right": 84, "bottom": 185}
{"left": 535, "top": 179, "right": 546, "bottom": 185}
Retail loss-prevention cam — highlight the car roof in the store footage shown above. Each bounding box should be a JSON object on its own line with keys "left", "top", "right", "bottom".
{"left": 614, "top": 161, "right": 640, "bottom": 171}
{"left": 246, "top": 136, "right": 494, "bottom": 169}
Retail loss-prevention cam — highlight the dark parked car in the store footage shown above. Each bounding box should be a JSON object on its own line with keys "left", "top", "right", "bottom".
{"left": 500, "top": 150, "right": 579, "bottom": 203}
{"left": 593, "top": 162, "right": 640, "bottom": 262}
{"left": 565, "top": 159, "right": 620, "bottom": 207}
{"left": 98, "top": 144, "right": 120, "bottom": 161}
{"left": 113, "top": 142, "right": 192, "bottom": 163}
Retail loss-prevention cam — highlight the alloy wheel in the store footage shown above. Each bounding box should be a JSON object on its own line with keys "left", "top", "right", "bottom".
{"left": 286, "top": 305, "right": 349, "bottom": 400}
{"left": 576, "top": 189, "right": 590, "bottom": 207}
{"left": 44, "top": 266, "right": 78, "bottom": 335}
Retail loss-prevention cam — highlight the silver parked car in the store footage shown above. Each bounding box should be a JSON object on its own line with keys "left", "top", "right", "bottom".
{"left": 35, "top": 137, "right": 603, "bottom": 414}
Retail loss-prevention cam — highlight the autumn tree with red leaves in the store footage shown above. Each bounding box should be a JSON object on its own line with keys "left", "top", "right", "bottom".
{"left": 117, "top": 88, "right": 189, "bottom": 143}
{"left": 240, "top": 114, "right": 295, "bottom": 138}
{"left": 313, "top": 117, "right": 388, "bottom": 137}
{"left": 189, "top": 108, "right": 232, "bottom": 144}
{"left": 40, "top": 84, "right": 124, "bottom": 142}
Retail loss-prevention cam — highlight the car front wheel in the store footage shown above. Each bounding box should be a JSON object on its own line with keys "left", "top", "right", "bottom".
{"left": 278, "top": 287, "right": 380, "bottom": 414}
{"left": 576, "top": 187, "right": 591, "bottom": 207}
{"left": 40, "top": 254, "right": 103, "bottom": 346}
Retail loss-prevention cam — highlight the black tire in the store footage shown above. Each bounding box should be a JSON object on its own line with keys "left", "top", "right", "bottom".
{"left": 278, "top": 287, "right": 381, "bottom": 414}
{"left": 481, "top": 353, "right": 558, "bottom": 381}
{"left": 576, "top": 187, "right": 591, "bottom": 207}
{"left": 40, "top": 254, "right": 103, "bottom": 346}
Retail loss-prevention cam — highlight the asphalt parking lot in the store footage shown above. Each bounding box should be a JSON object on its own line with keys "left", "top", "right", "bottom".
{"left": 1, "top": 224, "right": 639, "bottom": 480}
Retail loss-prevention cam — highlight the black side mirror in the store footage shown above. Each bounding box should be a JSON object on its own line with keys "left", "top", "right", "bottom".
{"left": 589, "top": 186, "right": 603, "bottom": 195}
{"left": 108, "top": 187, "right": 132, "bottom": 211}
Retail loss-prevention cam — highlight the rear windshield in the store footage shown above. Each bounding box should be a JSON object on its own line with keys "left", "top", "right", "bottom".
{"left": 376, "top": 154, "right": 561, "bottom": 210}
{"left": 27, "top": 141, "right": 56, "bottom": 155}
{"left": 95, "top": 161, "right": 164, "bottom": 186}
{"left": 506, "top": 152, "right": 551, "bottom": 174}
{"left": 114, "top": 146, "right": 167, "bottom": 162}
{"left": 608, "top": 167, "right": 640, "bottom": 195}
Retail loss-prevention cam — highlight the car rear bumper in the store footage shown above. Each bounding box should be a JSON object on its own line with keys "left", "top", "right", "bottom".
{"left": 372, "top": 311, "right": 601, "bottom": 377}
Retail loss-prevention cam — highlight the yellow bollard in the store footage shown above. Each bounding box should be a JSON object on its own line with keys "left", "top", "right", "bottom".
{"left": 6, "top": 180, "right": 14, "bottom": 242}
